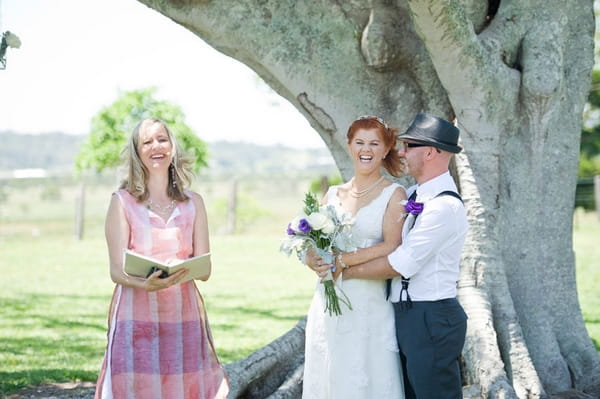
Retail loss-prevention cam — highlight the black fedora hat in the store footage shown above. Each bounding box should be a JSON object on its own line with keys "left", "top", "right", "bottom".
{"left": 398, "top": 113, "right": 462, "bottom": 153}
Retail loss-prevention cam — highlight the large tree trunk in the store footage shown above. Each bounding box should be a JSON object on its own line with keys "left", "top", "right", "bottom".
{"left": 137, "top": 0, "right": 599, "bottom": 397}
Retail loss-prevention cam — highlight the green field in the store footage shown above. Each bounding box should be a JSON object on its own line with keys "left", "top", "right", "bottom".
{"left": 573, "top": 208, "right": 600, "bottom": 350}
{"left": 0, "top": 179, "right": 598, "bottom": 396}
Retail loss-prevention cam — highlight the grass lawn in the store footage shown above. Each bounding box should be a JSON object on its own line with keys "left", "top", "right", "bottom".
{"left": 0, "top": 231, "right": 314, "bottom": 395}
{"left": 574, "top": 209, "right": 600, "bottom": 351}
{"left": 0, "top": 179, "right": 315, "bottom": 395}
{"left": 0, "top": 181, "right": 598, "bottom": 396}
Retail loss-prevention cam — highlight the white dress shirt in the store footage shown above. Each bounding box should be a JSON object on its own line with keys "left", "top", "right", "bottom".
{"left": 387, "top": 171, "right": 468, "bottom": 302}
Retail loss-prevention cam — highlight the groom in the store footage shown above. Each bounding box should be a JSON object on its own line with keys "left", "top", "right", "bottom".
{"left": 341, "top": 112, "right": 468, "bottom": 398}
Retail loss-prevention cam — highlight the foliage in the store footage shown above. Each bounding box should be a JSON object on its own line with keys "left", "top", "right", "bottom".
{"left": 309, "top": 174, "right": 343, "bottom": 196}
{"left": 210, "top": 193, "right": 272, "bottom": 234}
{"left": 0, "top": 31, "right": 21, "bottom": 70}
{"left": 74, "top": 88, "right": 208, "bottom": 173}
{"left": 575, "top": 177, "right": 597, "bottom": 210}
{"left": 40, "top": 183, "right": 61, "bottom": 201}
{"left": 581, "top": 70, "right": 600, "bottom": 177}
{"left": 579, "top": 153, "right": 600, "bottom": 178}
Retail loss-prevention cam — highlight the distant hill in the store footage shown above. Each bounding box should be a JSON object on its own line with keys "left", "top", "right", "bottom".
{"left": 0, "top": 131, "right": 337, "bottom": 177}
{"left": 0, "top": 131, "right": 85, "bottom": 172}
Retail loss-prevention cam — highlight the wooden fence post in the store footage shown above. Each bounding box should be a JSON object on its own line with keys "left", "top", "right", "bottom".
{"left": 320, "top": 176, "right": 329, "bottom": 195}
{"left": 226, "top": 179, "right": 238, "bottom": 235}
{"left": 74, "top": 182, "right": 85, "bottom": 240}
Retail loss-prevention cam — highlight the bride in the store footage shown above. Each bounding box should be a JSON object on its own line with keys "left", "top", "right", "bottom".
{"left": 303, "top": 115, "right": 407, "bottom": 398}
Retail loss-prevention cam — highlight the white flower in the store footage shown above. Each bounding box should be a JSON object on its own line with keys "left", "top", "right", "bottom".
{"left": 306, "top": 209, "right": 335, "bottom": 234}
{"left": 321, "top": 217, "right": 335, "bottom": 234}
{"left": 4, "top": 31, "right": 21, "bottom": 49}
{"left": 306, "top": 211, "right": 329, "bottom": 231}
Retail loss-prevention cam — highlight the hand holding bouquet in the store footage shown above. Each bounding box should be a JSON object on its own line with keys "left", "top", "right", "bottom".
{"left": 280, "top": 192, "right": 355, "bottom": 316}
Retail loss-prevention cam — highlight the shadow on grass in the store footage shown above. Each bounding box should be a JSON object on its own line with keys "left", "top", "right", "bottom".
{"left": 0, "top": 369, "right": 98, "bottom": 397}
{"left": 208, "top": 303, "right": 306, "bottom": 322}
{"left": 0, "top": 294, "right": 108, "bottom": 332}
{"left": 0, "top": 293, "right": 107, "bottom": 396}
{"left": 1, "top": 334, "right": 105, "bottom": 358}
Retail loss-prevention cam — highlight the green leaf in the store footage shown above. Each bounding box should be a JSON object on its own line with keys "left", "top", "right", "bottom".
{"left": 75, "top": 88, "right": 208, "bottom": 173}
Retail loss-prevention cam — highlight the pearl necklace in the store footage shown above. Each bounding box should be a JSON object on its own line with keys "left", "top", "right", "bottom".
{"left": 350, "top": 176, "right": 385, "bottom": 198}
{"left": 146, "top": 198, "right": 176, "bottom": 215}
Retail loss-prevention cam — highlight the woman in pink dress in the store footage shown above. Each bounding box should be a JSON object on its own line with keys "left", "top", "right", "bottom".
{"left": 95, "top": 118, "right": 229, "bottom": 399}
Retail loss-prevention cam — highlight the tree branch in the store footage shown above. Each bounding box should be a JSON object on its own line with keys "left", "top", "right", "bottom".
{"left": 404, "top": 0, "right": 517, "bottom": 118}
{"left": 224, "top": 317, "right": 306, "bottom": 398}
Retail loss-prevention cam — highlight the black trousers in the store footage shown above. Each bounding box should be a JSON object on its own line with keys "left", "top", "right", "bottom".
{"left": 393, "top": 298, "right": 467, "bottom": 399}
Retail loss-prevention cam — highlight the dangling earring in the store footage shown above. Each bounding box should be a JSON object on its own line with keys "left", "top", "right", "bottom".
{"left": 170, "top": 164, "right": 177, "bottom": 188}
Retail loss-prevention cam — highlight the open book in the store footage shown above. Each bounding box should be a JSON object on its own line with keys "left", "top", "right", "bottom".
{"left": 123, "top": 249, "right": 211, "bottom": 283}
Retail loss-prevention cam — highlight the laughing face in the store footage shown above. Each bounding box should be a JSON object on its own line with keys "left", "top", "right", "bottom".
{"left": 348, "top": 128, "right": 388, "bottom": 174}
{"left": 138, "top": 121, "right": 173, "bottom": 173}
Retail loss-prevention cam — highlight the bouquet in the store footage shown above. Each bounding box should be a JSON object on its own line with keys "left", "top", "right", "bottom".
{"left": 280, "top": 192, "right": 355, "bottom": 316}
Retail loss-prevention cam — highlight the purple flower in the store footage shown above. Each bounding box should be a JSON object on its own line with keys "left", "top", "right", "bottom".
{"left": 405, "top": 200, "right": 424, "bottom": 215}
{"left": 286, "top": 223, "right": 296, "bottom": 236}
{"left": 298, "top": 218, "right": 312, "bottom": 233}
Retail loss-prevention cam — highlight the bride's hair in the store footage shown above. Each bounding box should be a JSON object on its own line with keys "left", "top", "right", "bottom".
{"left": 347, "top": 116, "right": 403, "bottom": 177}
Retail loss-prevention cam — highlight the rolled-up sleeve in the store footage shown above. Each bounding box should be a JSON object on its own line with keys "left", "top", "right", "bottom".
{"left": 387, "top": 202, "right": 452, "bottom": 278}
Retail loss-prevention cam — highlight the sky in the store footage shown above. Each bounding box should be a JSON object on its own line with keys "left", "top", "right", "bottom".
{"left": 0, "top": 0, "right": 324, "bottom": 148}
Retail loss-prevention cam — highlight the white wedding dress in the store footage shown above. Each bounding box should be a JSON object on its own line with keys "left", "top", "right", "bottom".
{"left": 302, "top": 183, "right": 405, "bottom": 399}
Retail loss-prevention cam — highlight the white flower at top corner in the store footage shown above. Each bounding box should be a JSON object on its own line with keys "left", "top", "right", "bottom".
{"left": 4, "top": 31, "right": 21, "bottom": 49}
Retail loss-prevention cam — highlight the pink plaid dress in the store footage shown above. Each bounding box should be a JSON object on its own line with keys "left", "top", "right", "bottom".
{"left": 95, "top": 189, "right": 229, "bottom": 399}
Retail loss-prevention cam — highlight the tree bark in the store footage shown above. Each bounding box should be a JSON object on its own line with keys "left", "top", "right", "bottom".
{"left": 137, "top": 0, "right": 600, "bottom": 397}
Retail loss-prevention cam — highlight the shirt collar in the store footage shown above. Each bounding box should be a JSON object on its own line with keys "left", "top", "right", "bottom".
{"left": 415, "top": 171, "right": 458, "bottom": 202}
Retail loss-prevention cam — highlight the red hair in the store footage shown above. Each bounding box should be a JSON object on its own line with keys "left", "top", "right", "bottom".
{"left": 346, "top": 116, "right": 402, "bottom": 177}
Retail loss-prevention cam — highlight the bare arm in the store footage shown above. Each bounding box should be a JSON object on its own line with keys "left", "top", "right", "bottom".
{"left": 342, "top": 256, "right": 401, "bottom": 280}
{"left": 105, "top": 193, "right": 187, "bottom": 291}
{"left": 191, "top": 192, "right": 211, "bottom": 281}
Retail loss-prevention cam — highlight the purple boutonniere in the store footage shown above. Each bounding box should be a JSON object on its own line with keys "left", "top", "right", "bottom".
{"left": 405, "top": 200, "right": 424, "bottom": 215}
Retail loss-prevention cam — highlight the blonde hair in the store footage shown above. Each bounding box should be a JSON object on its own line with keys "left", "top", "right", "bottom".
{"left": 119, "top": 118, "right": 195, "bottom": 202}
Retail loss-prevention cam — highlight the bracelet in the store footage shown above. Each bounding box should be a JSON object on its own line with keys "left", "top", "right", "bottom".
{"left": 337, "top": 253, "right": 348, "bottom": 269}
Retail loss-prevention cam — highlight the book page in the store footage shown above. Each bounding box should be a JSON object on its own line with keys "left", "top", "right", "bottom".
{"left": 123, "top": 250, "right": 211, "bottom": 283}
